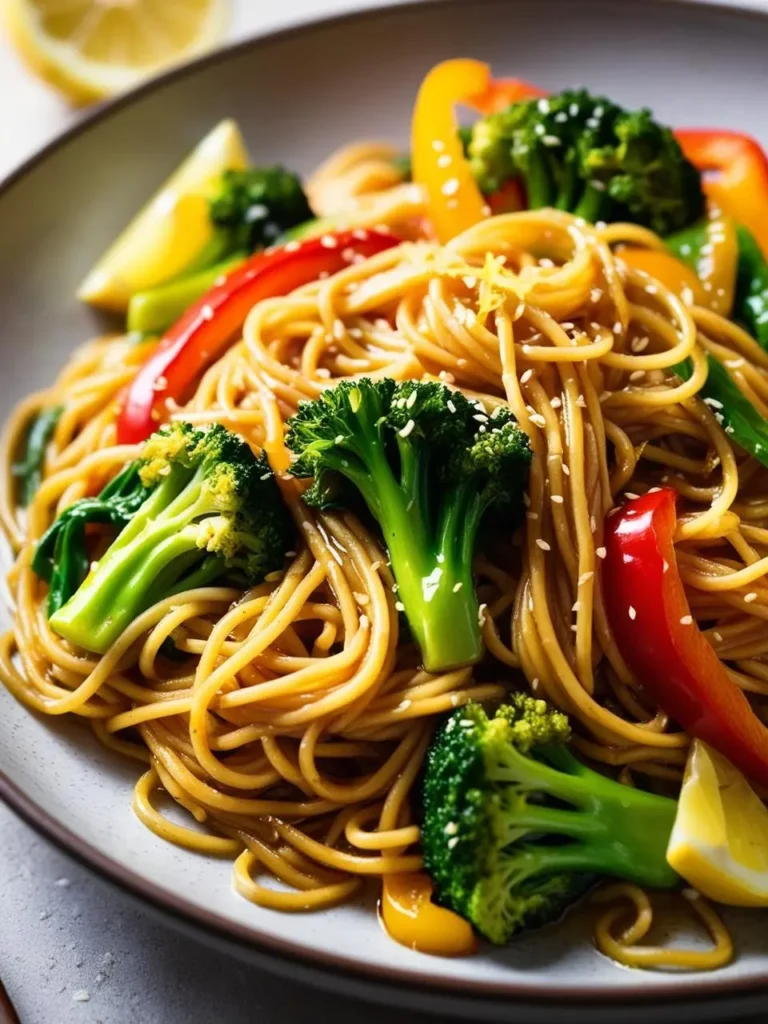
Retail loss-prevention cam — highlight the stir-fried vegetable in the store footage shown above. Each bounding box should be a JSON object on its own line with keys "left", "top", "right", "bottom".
{"left": 411, "top": 58, "right": 490, "bottom": 243}
{"left": 675, "top": 130, "right": 768, "bottom": 260}
{"left": 127, "top": 255, "right": 244, "bottom": 336}
{"left": 421, "top": 696, "right": 678, "bottom": 945}
{"left": 33, "top": 462, "right": 149, "bottom": 615}
{"left": 467, "top": 88, "right": 704, "bottom": 234}
{"left": 12, "top": 406, "right": 62, "bottom": 507}
{"left": 117, "top": 229, "right": 400, "bottom": 445}
{"left": 603, "top": 488, "right": 768, "bottom": 789}
{"left": 45, "top": 422, "right": 291, "bottom": 654}
{"left": 675, "top": 355, "right": 768, "bottom": 468}
{"left": 285, "top": 379, "right": 532, "bottom": 672}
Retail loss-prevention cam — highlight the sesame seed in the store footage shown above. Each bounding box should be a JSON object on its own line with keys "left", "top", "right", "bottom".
{"left": 200, "top": 304, "right": 214, "bottom": 321}
{"left": 572, "top": 601, "right": 581, "bottom": 612}
{"left": 628, "top": 605, "right": 637, "bottom": 620}
{"left": 528, "top": 597, "right": 534, "bottom": 612}
{"left": 579, "top": 571, "right": 594, "bottom": 585}
{"left": 447, "top": 400, "right": 457, "bottom": 413}
{"left": 703, "top": 397, "right": 724, "bottom": 410}
{"left": 680, "top": 615, "right": 693, "bottom": 625}
{"left": 520, "top": 369, "right": 533, "bottom": 384}
{"left": 562, "top": 463, "right": 570, "bottom": 475}
{"left": 353, "top": 592, "right": 370, "bottom": 605}
{"left": 713, "top": 632, "right": 723, "bottom": 642}
{"left": 444, "top": 821, "right": 458, "bottom": 836}
{"left": 447, "top": 836, "right": 459, "bottom": 849}
{"left": 536, "top": 539, "right": 551, "bottom": 551}
{"left": 726, "top": 358, "right": 745, "bottom": 369}
{"left": 441, "top": 178, "right": 460, "bottom": 197}
{"left": 531, "top": 677, "right": 540, "bottom": 692}
{"left": 439, "top": 370, "right": 455, "bottom": 383}
{"left": 596, "top": 547, "right": 607, "bottom": 559}
{"left": 316, "top": 367, "right": 331, "bottom": 378}
{"left": 530, "top": 412, "right": 546, "bottom": 428}
{"left": 335, "top": 434, "right": 345, "bottom": 444}
{"left": 398, "top": 699, "right": 412, "bottom": 710}
{"left": 431, "top": 139, "right": 445, "bottom": 152}
{"left": 629, "top": 370, "right": 645, "bottom": 382}
{"left": 73, "top": 991, "right": 90, "bottom": 1003}
{"left": 333, "top": 319, "right": 346, "bottom": 340}
{"left": 453, "top": 582, "right": 463, "bottom": 593}
{"left": 399, "top": 419, "right": 415, "bottom": 438}
{"left": 352, "top": 228, "right": 369, "bottom": 241}
{"left": 437, "top": 153, "right": 452, "bottom": 168}
{"left": 551, "top": 494, "right": 564, "bottom": 504}
{"left": 371, "top": 561, "right": 382, "bottom": 572}
{"left": 320, "top": 234, "right": 339, "bottom": 249}
{"left": 523, "top": 492, "right": 531, "bottom": 507}
{"left": 745, "top": 592, "right": 758, "bottom": 603}
{"left": 624, "top": 492, "right": 640, "bottom": 500}
{"left": 526, "top": 512, "right": 539, "bottom": 520}
{"left": 645, "top": 284, "right": 658, "bottom": 295}
{"left": 473, "top": 413, "right": 489, "bottom": 423}
{"left": 284, "top": 240, "right": 301, "bottom": 252}
{"left": 395, "top": 601, "right": 405, "bottom": 612}
{"left": 631, "top": 336, "right": 649, "bottom": 353}
{"left": 478, "top": 603, "right": 488, "bottom": 626}
{"left": 260, "top": 471, "right": 272, "bottom": 480}
{"left": 590, "top": 287, "right": 603, "bottom": 303}
{"left": 406, "top": 390, "right": 418, "bottom": 409}
{"left": 575, "top": 395, "right": 587, "bottom": 408}
{"left": 550, "top": 396, "right": 562, "bottom": 409}
{"left": 663, "top": 559, "right": 670, "bottom": 573}
{"left": 613, "top": 321, "right": 623, "bottom": 334}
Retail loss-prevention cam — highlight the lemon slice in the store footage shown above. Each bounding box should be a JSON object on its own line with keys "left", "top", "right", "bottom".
{"left": 76, "top": 117, "right": 248, "bottom": 311}
{"left": 667, "top": 739, "right": 768, "bottom": 906}
{"left": 2, "top": 0, "right": 230, "bottom": 106}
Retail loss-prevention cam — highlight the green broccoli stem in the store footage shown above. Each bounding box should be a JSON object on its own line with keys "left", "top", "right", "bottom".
{"left": 494, "top": 744, "right": 679, "bottom": 889}
{"left": 379, "top": 464, "right": 486, "bottom": 673}
{"left": 48, "top": 464, "right": 218, "bottom": 654}
{"left": 573, "top": 183, "right": 612, "bottom": 225}
{"left": 50, "top": 521, "right": 214, "bottom": 654}
{"left": 127, "top": 254, "right": 245, "bottom": 336}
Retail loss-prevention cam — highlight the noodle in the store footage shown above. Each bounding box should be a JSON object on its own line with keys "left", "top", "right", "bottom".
{"left": 5, "top": 138, "right": 767, "bottom": 970}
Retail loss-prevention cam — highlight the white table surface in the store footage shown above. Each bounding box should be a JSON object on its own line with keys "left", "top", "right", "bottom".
{"left": 0, "top": 2, "right": 766, "bottom": 1022}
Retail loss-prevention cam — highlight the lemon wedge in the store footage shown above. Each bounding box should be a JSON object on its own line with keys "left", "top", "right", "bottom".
{"left": 2, "top": 0, "right": 230, "bottom": 106}
{"left": 667, "top": 739, "right": 768, "bottom": 906}
{"left": 76, "top": 117, "right": 248, "bottom": 311}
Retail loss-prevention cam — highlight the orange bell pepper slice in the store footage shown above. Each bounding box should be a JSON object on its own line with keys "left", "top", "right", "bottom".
{"left": 469, "top": 76, "right": 548, "bottom": 114}
{"left": 675, "top": 129, "right": 768, "bottom": 262}
{"left": 381, "top": 872, "right": 477, "bottom": 956}
{"left": 617, "top": 247, "right": 708, "bottom": 306}
{"left": 411, "top": 59, "right": 490, "bottom": 243}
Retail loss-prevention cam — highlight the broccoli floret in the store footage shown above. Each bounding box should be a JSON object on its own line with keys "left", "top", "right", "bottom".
{"left": 43, "top": 422, "right": 292, "bottom": 654}
{"left": 422, "top": 697, "right": 679, "bottom": 945}
{"left": 209, "top": 166, "right": 313, "bottom": 254}
{"left": 467, "top": 89, "right": 703, "bottom": 235}
{"left": 285, "top": 379, "right": 532, "bottom": 673}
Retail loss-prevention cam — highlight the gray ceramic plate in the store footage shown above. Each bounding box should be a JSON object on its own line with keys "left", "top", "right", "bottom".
{"left": 2, "top": 1, "right": 768, "bottom": 1020}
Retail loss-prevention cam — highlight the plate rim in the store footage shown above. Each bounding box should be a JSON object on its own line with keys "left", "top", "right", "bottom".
{"left": 2, "top": 0, "right": 768, "bottom": 1008}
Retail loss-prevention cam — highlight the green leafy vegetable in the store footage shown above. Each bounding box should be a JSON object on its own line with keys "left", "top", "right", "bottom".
{"left": 13, "top": 406, "right": 63, "bottom": 507}
{"left": 39, "top": 422, "right": 292, "bottom": 653}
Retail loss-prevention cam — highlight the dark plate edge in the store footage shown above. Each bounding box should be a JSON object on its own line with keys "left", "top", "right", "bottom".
{"left": 1, "top": 0, "right": 768, "bottom": 1011}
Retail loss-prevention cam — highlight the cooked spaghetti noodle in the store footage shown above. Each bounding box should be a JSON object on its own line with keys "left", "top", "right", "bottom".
{"left": 5, "top": 108, "right": 768, "bottom": 972}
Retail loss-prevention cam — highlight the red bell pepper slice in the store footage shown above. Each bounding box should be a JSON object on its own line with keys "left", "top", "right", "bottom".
{"left": 603, "top": 488, "right": 768, "bottom": 789}
{"left": 117, "top": 229, "right": 401, "bottom": 445}
{"left": 675, "top": 129, "right": 768, "bottom": 261}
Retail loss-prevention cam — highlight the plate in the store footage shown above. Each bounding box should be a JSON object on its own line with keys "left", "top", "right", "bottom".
{"left": 2, "top": 1, "right": 768, "bottom": 1020}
